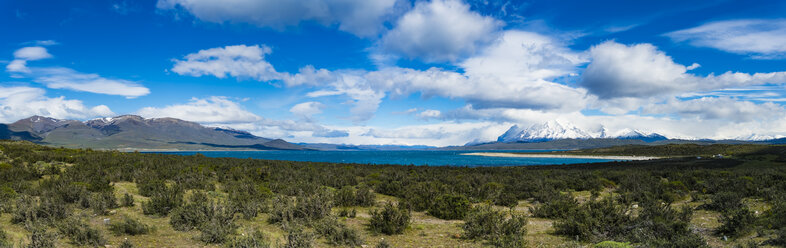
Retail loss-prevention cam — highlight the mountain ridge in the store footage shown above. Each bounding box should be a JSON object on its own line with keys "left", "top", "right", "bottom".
{"left": 0, "top": 115, "right": 309, "bottom": 151}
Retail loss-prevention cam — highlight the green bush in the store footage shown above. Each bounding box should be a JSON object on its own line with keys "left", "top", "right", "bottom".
{"left": 702, "top": 191, "right": 743, "bottom": 211}
{"left": 226, "top": 228, "right": 271, "bottom": 248}
{"left": 119, "top": 239, "right": 134, "bottom": 248}
{"left": 282, "top": 228, "right": 314, "bottom": 248}
{"left": 335, "top": 186, "right": 356, "bottom": 207}
{"left": 141, "top": 185, "right": 183, "bottom": 216}
{"left": 170, "top": 191, "right": 237, "bottom": 242}
{"left": 199, "top": 216, "right": 237, "bottom": 244}
{"left": 462, "top": 204, "right": 527, "bottom": 247}
{"left": 428, "top": 194, "right": 471, "bottom": 220}
{"left": 26, "top": 224, "right": 58, "bottom": 248}
{"left": 121, "top": 193, "right": 134, "bottom": 207}
{"left": 530, "top": 193, "right": 579, "bottom": 219}
{"left": 57, "top": 217, "right": 106, "bottom": 247}
{"left": 136, "top": 179, "right": 166, "bottom": 197}
{"left": 554, "top": 198, "right": 629, "bottom": 242}
{"left": 12, "top": 195, "right": 68, "bottom": 225}
{"left": 0, "top": 228, "right": 11, "bottom": 248}
{"left": 269, "top": 188, "right": 333, "bottom": 224}
{"left": 376, "top": 240, "right": 391, "bottom": 248}
{"left": 369, "top": 202, "right": 411, "bottom": 235}
{"left": 716, "top": 207, "right": 756, "bottom": 238}
{"left": 315, "top": 218, "right": 363, "bottom": 246}
{"left": 109, "top": 216, "right": 150, "bottom": 236}
{"left": 89, "top": 191, "right": 119, "bottom": 215}
{"left": 355, "top": 183, "right": 376, "bottom": 207}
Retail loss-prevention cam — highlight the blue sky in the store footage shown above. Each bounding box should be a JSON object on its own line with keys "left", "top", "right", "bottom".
{"left": 2, "top": 0, "right": 786, "bottom": 146}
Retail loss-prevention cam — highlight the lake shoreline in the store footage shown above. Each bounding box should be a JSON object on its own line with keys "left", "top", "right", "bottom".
{"left": 462, "top": 152, "right": 661, "bottom": 161}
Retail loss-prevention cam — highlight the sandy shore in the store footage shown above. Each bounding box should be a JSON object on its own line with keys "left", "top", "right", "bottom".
{"left": 462, "top": 152, "right": 660, "bottom": 161}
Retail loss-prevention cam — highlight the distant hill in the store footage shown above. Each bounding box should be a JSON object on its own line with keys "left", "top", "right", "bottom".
{"left": 0, "top": 115, "right": 309, "bottom": 151}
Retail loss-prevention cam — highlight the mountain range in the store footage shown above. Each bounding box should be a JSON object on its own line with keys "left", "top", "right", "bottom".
{"left": 497, "top": 120, "right": 667, "bottom": 143}
{"left": 0, "top": 115, "right": 309, "bottom": 151}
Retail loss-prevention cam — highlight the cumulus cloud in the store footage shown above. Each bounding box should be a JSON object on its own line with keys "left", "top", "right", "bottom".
{"left": 6, "top": 46, "right": 150, "bottom": 98}
{"left": 290, "top": 101, "right": 325, "bottom": 118}
{"left": 381, "top": 0, "right": 502, "bottom": 62}
{"left": 643, "top": 97, "right": 785, "bottom": 122}
{"left": 581, "top": 41, "right": 786, "bottom": 101}
{"left": 666, "top": 19, "right": 786, "bottom": 59}
{"left": 156, "top": 0, "right": 399, "bottom": 37}
{"left": 0, "top": 86, "right": 114, "bottom": 123}
{"left": 417, "top": 109, "right": 441, "bottom": 119}
{"left": 171, "top": 44, "right": 284, "bottom": 81}
{"left": 137, "top": 96, "right": 260, "bottom": 124}
{"left": 13, "top": 46, "right": 52, "bottom": 60}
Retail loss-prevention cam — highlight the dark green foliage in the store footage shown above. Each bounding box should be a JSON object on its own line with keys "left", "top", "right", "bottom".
{"left": 269, "top": 188, "right": 333, "bottom": 224}
{"left": 771, "top": 228, "right": 786, "bottom": 246}
{"left": 11, "top": 195, "right": 68, "bottom": 225}
{"left": 336, "top": 184, "right": 377, "bottom": 207}
{"left": 369, "top": 202, "right": 411, "bottom": 235}
{"left": 56, "top": 217, "right": 106, "bottom": 247}
{"left": 702, "top": 191, "right": 744, "bottom": 212}
{"left": 0, "top": 228, "right": 10, "bottom": 248}
{"left": 428, "top": 193, "right": 471, "bottom": 220}
{"left": 88, "top": 191, "right": 119, "bottom": 215}
{"left": 553, "top": 198, "right": 629, "bottom": 242}
{"left": 136, "top": 178, "right": 165, "bottom": 197}
{"left": 282, "top": 228, "right": 314, "bottom": 248}
{"left": 119, "top": 239, "right": 134, "bottom": 248}
{"left": 170, "top": 191, "right": 237, "bottom": 243}
{"left": 403, "top": 181, "right": 447, "bottom": 211}
{"left": 530, "top": 193, "right": 579, "bottom": 219}
{"left": 376, "top": 240, "right": 391, "bottom": 248}
{"left": 224, "top": 179, "right": 272, "bottom": 219}
{"left": 141, "top": 185, "right": 183, "bottom": 216}
{"left": 121, "top": 193, "right": 134, "bottom": 207}
{"left": 334, "top": 186, "right": 356, "bottom": 207}
{"left": 25, "top": 224, "right": 58, "bottom": 248}
{"left": 355, "top": 183, "right": 376, "bottom": 207}
{"left": 108, "top": 216, "right": 150, "bottom": 236}
{"left": 315, "top": 218, "right": 363, "bottom": 246}
{"left": 716, "top": 207, "right": 756, "bottom": 238}
{"left": 226, "top": 228, "right": 271, "bottom": 248}
{"left": 462, "top": 204, "right": 527, "bottom": 247}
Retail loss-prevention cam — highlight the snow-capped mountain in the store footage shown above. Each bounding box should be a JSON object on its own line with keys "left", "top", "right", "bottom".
{"left": 612, "top": 128, "right": 668, "bottom": 142}
{"left": 498, "top": 121, "right": 668, "bottom": 143}
{"left": 497, "top": 120, "right": 593, "bottom": 143}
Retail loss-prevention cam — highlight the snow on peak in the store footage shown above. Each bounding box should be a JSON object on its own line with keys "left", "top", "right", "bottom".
{"left": 498, "top": 120, "right": 593, "bottom": 142}
{"left": 497, "top": 121, "right": 669, "bottom": 143}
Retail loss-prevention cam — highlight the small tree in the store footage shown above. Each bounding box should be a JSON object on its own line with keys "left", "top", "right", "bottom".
{"left": 428, "top": 194, "right": 471, "bottom": 220}
{"left": 369, "top": 202, "right": 410, "bottom": 235}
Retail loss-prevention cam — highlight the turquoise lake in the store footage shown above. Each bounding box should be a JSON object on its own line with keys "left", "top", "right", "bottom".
{"left": 154, "top": 150, "right": 620, "bottom": 167}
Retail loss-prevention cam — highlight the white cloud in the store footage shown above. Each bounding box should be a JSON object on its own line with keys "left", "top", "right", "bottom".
{"left": 381, "top": 0, "right": 502, "bottom": 62}
{"left": 290, "top": 101, "right": 325, "bottom": 118}
{"left": 581, "top": 41, "right": 786, "bottom": 101}
{"left": 642, "top": 97, "right": 785, "bottom": 122}
{"left": 137, "top": 96, "right": 260, "bottom": 124}
{"left": 417, "top": 109, "right": 441, "bottom": 119}
{"left": 7, "top": 46, "right": 150, "bottom": 98}
{"left": 13, "top": 46, "right": 52, "bottom": 60}
{"left": 171, "top": 44, "right": 284, "bottom": 81}
{"left": 33, "top": 67, "right": 150, "bottom": 98}
{"left": 156, "top": 0, "right": 399, "bottom": 37}
{"left": 666, "top": 19, "right": 786, "bottom": 59}
{"left": 0, "top": 86, "right": 114, "bottom": 123}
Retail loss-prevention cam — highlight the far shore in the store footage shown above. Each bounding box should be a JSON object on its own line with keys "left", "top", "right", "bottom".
{"left": 462, "top": 152, "right": 661, "bottom": 161}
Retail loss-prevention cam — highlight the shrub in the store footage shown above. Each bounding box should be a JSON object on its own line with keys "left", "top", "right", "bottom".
{"left": 109, "top": 216, "right": 150, "bottom": 236}
{"left": 12, "top": 195, "right": 68, "bottom": 225}
{"left": 335, "top": 186, "right": 356, "bottom": 207}
{"left": 89, "top": 191, "right": 119, "bottom": 215}
{"left": 26, "top": 224, "right": 58, "bottom": 248}
{"left": 282, "top": 228, "right": 314, "bottom": 248}
{"left": 404, "top": 181, "right": 447, "bottom": 211}
{"left": 530, "top": 194, "right": 579, "bottom": 219}
{"left": 716, "top": 207, "right": 756, "bottom": 238}
{"left": 226, "top": 228, "right": 271, "bottom": 248}
{"left": 199, "top": 216, "right": 237, "bottom": 244}
{"left": 428, "top": 194, "right": 471, "bottom": 220}
{"left": 136, "top": 179, "right": 165, "bottom": 197}
{"left": 121, "top": 193, "right": 134, "bottom": 207}
{"left": 462, "top": 204, "right": 527, "bottom": 247}
{"left": 57, "top": 217, "right": 106, "bottom": 247}
{"left": 553, "top": 198, "right": 629, "bottom": 242}
{"left": 369, "top": 202, "right": 410, "bottom": 235}
{"left": 355, "top": 184, "right": 376, "bottom": 207}
{"left": 118, "top": 239, "right": 134, "bottom": 248}
{"left": 315, "top": 218, "right": 363, "bottom": 246}
{"left": 702, "top": 191, "right": 743, "bottom": 212}
{"left": 0, "top": 228, "right": 10, "bottom": 248}
{"left": 141, "top": 185, "right": 183, "bottom": 216}
{"left": 376, "top": 240, "right": 391, "bottom": 248}
{"left": 269, "top": 188, "right": 333, "bottom": 224}
{"left": 224, "top": 179, "right": 272, "bottom": 220}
